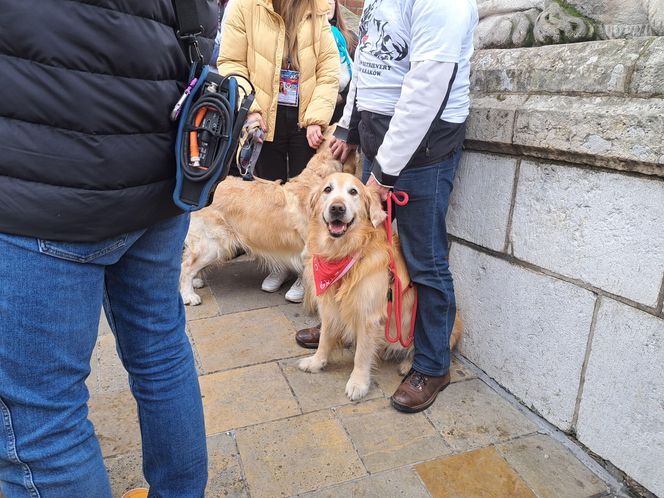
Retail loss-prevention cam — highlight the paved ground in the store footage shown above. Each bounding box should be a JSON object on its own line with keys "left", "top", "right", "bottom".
{"left": 81, "top": 257, "right": 617, "bottom": 498}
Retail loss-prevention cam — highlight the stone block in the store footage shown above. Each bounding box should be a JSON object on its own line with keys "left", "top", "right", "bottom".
{"left": 466, "top": 95, "right": 527, "bottom": 146}
{"left": 450, "top": 243, "right": 596, "bottom": 430}
{"left": 199, "top": 363, "right": 300, "bottom": 434}
{"left": 279, "top": 353, "right": 383, "bottom": 413}
{"left": 415, "top": 447, "right": 536, "bottom": 498}
{"left": 189, "top": 308, "right": 306, "bottom": 374}
{"left": 205, "top": 260, "right": 296, "bottom": 315}
{"left": 577, "top": 299, "right": 664, "bottom": 497}
{"left": 471, "top": 39, "right": 648, "bottom": 95}
{"left": 336, "top": 398, "right": 452, "bottom": 473}
{"left": 207, "top": 433, "right": 249, "bottom": 498}
{"left": 372, "top": 356, "right": 474, "bottom": 397}
{"left": 299, "top": 467, "right": 430, "bottom": 498}
{"left": 447, "top": 152, "right": 517, "bottom": 252}
{"left": 630, "top": 37, "right": 664, "bottom": 96}
{"left": 496, "top": 434, "right": 607, "bottom": 498}
{"left": 511, "top": 161, "right": 664, "bottom": 307}
{"left": 185, "top": 286, "right": 220, "bottom": 321}
{"left": 236, "top": 410, "right": 366, "bottom": 498}
{"left": 88, "top": 389, "right": 141, "bottom": 458}
{"left": 425, "top": 379, "right": 538, "bottom": 452}
{"left": 512, "top": 95, "right": 664, "bottom": 169}
{"left": 104, "top": 451, "right": 147, "bottom": 498}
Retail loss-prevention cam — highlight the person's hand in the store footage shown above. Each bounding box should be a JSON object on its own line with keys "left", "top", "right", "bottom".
{"left": 367, "top": 174, "right": 390, "bottom": 201}
{"left": 329, "top": 136, "right": 357, "bottom": 162}
{"left": 246, "top": 112, "right": 266, "bottom": 132}
{"left": 306, "top": 125, "right": 324, "bottom": 149}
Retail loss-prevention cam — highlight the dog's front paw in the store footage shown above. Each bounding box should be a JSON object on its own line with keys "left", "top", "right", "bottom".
{"left": 345, "top": 376, "right": 370, "bottom": 401}
{"left": 298, "top": 355, "right": 326, "bottom": 373}
{"left": 192, "top": 277, "right": 205, "bottom": 289}
{"left": 181, "top": 291, "right": 202, "bottom": 306}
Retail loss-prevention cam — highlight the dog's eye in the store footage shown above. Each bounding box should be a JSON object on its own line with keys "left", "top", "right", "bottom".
{"left": 349, "top": 188, "right": 358, "bottom": 196}
{"left": 323, "top": 185, "right": 332, "bottom": 193}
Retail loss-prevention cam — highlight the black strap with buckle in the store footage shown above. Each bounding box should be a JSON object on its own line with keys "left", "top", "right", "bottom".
{"left": 173, "top": 0, "right": 205, "bottom": 67}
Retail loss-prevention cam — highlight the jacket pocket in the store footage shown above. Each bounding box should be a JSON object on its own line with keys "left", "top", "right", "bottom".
{"left": 38, "top": 234, "right": 128, "bottom": 263}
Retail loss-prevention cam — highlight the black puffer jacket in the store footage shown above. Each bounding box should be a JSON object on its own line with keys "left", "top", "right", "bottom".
{"left": 0, "top": 0, "right": 217, "bottom": 242}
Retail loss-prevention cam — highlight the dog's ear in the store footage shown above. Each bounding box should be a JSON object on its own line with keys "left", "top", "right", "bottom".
{"left": 365, "top": 186, "right": 387, "bottom": 228}
{"left": 309, "top": 183, "right": 324, "bottom": 216}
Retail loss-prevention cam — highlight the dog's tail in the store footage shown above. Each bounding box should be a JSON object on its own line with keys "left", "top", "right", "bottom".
{"left": 450, "top": 314, "right": 463, "bottom": 350}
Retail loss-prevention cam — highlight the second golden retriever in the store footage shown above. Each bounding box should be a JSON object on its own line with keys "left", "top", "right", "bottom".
{"left": 298, "top": 173, "right": 462, "bottom": 400}
{"left": 180, "top": 137, "right": 356, "bottom": 305}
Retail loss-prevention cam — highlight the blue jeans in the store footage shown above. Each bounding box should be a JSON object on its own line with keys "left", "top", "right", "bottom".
{"left": 364, "top": 150, "right": 461, "bottom": 376}
{"left": 0, "top": 215, "right": 207, "bottom": 498}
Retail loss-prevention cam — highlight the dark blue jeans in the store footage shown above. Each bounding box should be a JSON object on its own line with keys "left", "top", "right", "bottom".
{"left": 0, "top": 214, "right": 207, "bottom": 498}
{"left": 364, "top": 149, "right": 461, "bottom": 376}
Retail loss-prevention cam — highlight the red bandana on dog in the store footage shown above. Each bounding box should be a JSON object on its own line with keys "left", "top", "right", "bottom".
{"left": 312, "top": 253, "right": 360, "bottom": 295}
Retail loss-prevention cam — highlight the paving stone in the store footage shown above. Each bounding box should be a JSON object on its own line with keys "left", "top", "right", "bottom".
{"left": 372, "top": 356, "right": 475, "bottom": 397}
{"left": 576, "top": 299, "right": 664, "bottom": 497}
{"left": 87, "top": 341, "right": 101, "bottom": 394}
{"left": 298, "top": 467, "right": 430, "bottom": 497}
{"left": 96, "top": 334, "right": 129, "bottom": 393}
{"left": 447, "top": 152, "right": 517, "bottom": 252}
{"left": 511, "top": 160, "right": 664, "bottom": 307}
{"left": 198, "top": 363, "right": 300, "bottom": 434}
{"left": 189, "top": 308, "right": 307, "bottom": 374}
{"left": 496, "top": 434, "right": 607, "bottom": 498}
{"left": 206, "top": 260, "right": 297, "bottom": 315}
{"left": 207, "top": 432, "right": 249, "bottom": 498}
{"left": 276, "top": 303, "right": 320, "bottom": 332}
{"left": 425, "top": 379, "right": 538, "bottom": 452}
{"left": 99, "top": 311, "right": 112, "bottom": 336}
{"left": 336, "top": 398, "right": 451, "bottom": 473}
{"left": 104, "top": 451, "right": 147, "bottom": 498}
{"left": 236, "top": 410, "right": 366, "bottom": 498}
{"left": 415, "top": 446, "right": 536, "bottom": 498}
{"left": 88, "top": 389, "right": 141, "bottom": 458}
{"left": 279, "top": 352, "right": 383, "bottom": 413}
{"left": 450, "top": 243, "right": 596, "bottom": 431}
{"left": 185, "top": 285, "right": 221, "bottom": 321}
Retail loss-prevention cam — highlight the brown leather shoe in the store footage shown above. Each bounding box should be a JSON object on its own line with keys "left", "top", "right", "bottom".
{"left": 295, "top": 325, "right": 320, "bottom": 349}
{"left": 391, "top": 369, "right": 451, "bottom": 413}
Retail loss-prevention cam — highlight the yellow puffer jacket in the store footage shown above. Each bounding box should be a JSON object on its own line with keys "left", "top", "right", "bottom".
{"left": 218, "top": 0, "right": 340, "bottom": 141}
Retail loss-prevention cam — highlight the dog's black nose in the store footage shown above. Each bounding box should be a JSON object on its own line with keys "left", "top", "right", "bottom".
{"left": 330, "top": 203, "right": 346, "bottom": 216}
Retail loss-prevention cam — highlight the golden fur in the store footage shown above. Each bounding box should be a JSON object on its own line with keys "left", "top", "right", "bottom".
{"left": 298, "top": 173, "right": 462, "bottom": 400}
{"left": 180, "top": 132, "right": 357, "bottom": 305}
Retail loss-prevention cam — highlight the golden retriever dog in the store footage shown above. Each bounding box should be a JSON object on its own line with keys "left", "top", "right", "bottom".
{"left": 180, "top": 133, "right": 357, "bottom": 305}
{"left": 298, "top": 172, "right": 462, "bottom": 401}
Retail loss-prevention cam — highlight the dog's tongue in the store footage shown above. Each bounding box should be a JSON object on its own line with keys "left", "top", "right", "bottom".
{"left": 328, "top": 220, "right": 347, "bottom": 235}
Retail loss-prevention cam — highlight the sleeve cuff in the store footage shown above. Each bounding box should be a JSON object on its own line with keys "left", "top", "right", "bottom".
{"left": 371, "top": 159, "right": 398, "bottom": 187}
{"left": 333, "top": 126, "right": 349, "bottom": 142}
{"left": 333, "top": 125, "right": 360, "bottom": 146}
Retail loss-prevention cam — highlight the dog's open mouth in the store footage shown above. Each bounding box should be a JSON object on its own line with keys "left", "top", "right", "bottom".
{"left": 327, "top": 218, "right": 353, "bottom": 238}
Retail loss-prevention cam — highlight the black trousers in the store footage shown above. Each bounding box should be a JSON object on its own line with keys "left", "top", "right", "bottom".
{"left": 255, "top": 105, "right": 315, "bottom": 182}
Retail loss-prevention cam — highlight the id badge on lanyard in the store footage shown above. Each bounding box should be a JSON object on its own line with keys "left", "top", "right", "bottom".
{"left": 278, "top": 56, "right": 299, "bottom": 107}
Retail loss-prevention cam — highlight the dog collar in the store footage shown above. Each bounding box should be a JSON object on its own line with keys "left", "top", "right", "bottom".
{"left": 312, "top": 252, "right": 361, "bottom": 296}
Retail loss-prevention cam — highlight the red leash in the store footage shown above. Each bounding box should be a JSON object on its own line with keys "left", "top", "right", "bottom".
{"left": 384, "top": 191, "right": 418, "bottom": 348}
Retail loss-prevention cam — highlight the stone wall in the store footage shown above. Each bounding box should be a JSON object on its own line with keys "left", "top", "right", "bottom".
{"left": 450, "top": 38, "right": 664, "bottom": 496}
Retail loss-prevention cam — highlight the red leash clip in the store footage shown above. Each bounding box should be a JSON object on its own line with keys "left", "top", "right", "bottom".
{"left": 384, "top": 190, "right": 418, "bottom": 348}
